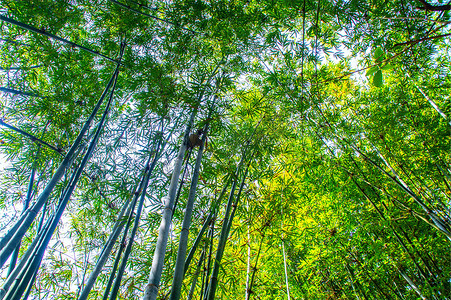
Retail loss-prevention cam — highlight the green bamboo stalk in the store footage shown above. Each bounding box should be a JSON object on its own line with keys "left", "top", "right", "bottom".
{"left": 7, "top": 167, "right": 36, "bottom": 276}
{"left": 183, "top": 181, "right": 230, "bottom": 275}
{"left": 352, "top": 179, "right": 432, "bottom": 278}
{"left": 350, "top": 142, "right": 451, "bottom": 240}
{"left": 202, "top": 217, "right": 215, "bottom": 300}
{"left": 0, "top": 15, "right": 118, "bottom": 63}
{"left": 78, "top": 182, "right": 139, "bottom": 300}
{"left": 344, "top": 263, "right": 368, "bottom": 300}
{"left": 101, "top": 173, "right": 151, "bottom": 300}
{"left": 204, "top": 122, "right": 258, "bottom": 300}
{"left": 398, "top": 268, "right": 426, "bottom": 300}
{"left": 246, "top": 230, "right": 264, "bottom": 300}
{"left": 205, "top": 165, "right": 245, "bottom": 300}
{"left": 104, "top": 195, "right": 139, "bottom": 300}
{"left": 0, "top": 162, "right": 78, "bottom": 299}
{"left": 109, "top": 128, "right": 164, "bottom": 300}
{"left": 170, "top": 124, "right": 208, "bottom": 300}
{"left": 0, "top": 65, "right": 119, "bottom": 266}
{"left": 3, "top": 62, "right": 119, "bottom": 300}
{"left": 186, "top": 250, "right": 205, "bottom": 300}
{"left": 0, "top": 65, "right": 120, "bottom": 266}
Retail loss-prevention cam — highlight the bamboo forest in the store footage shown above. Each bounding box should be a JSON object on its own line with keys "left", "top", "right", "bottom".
{"left": 0, "top": 0, "right": 450, "bottom": 299}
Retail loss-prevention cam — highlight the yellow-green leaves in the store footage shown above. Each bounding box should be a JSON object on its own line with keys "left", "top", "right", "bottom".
{"left": 373, "top": 69, "right": 383, "bottom": 87}
{"left": 367, "top": 47, "right": 386, "bottom": 87}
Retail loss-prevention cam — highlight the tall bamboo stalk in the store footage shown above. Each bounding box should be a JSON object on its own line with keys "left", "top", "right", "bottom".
{"left": 143, "top": 109, "right": 197, "bottom": 300}
{"left": 183, "top": 182, "right": 229, "bottom": 275}
{"left": 186, "top": 250, "right": 205, "bottom": 300}
{"left": 1, "top": 63, "right": 120, "bottom": 299}
{"left": 7, "top": 167, "right": 36, "bottom": 276}
{"left": 109, "top": 128, "right": 164, "bottom": 300}
{"left": 170, "top": 124, "right": 208, "bottom": 300}
{"left": 205, "top": 159, "right": 249, "bottom": 300}
{"left": 78, "top": 182, "right": 139, "bottom": 300}
{"left": 0, "top": 65, "right": 120, "bottom": 267}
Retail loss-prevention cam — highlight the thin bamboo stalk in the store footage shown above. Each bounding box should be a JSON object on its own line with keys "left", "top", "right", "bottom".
{"left": 0, "top": 65, "right": 120, "bottom": 266}
{"left": 109, "top": 128, "right": 164, "bottom": 300}
{"left": 7, "top": 167, "right": 36, "bottom": 276}
{"left": 143, "top": 109, "right": 196, "bottom": 300}
{"left": 186, "top": 250, "right": 205, "bottom": 300}
{"left": 205, "top": 161, "right": 249, "bottom": 300}
{"left": 0, "top": 87, "right": 42, "bottom": 98}
{"left": 78, "top": 182, "right": 139, "bottom": 300}
{"left": 184, "top": 182, "right": 229, "bottom": 275}
{"left": 2, "top": 64, "right": 119, "bottom": 299}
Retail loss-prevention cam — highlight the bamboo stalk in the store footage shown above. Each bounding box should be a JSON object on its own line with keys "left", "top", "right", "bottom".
{"left": 143, "top": 109, "right": 196, "bottom": 300}
{"left": 0, "top": 60, "right": 120, "bottom": 267}
{"left": 2, "top": 61, "right": 119, "bottom": 300}
{"left": 170, "top": 123, "right": 208, "bottom": 300}
{"left": 109, "top": 126, "right": 164, "bottom": 300}
{"left": 0, "top": 87, "right": 42, "bottom": 98}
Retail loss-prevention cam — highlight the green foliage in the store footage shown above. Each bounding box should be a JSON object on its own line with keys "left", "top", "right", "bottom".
{"left": 0, "top": 0, "right": 450, "bottom": 299}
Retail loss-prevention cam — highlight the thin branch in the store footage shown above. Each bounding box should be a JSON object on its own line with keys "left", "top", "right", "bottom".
{"left": 0, "top": 65, "right": 43, "bottom": 71}
{"left": 0, "top": 15, "right": 118, "bottom": 63}
{"left": 321, "top": 43, "right": 415, "bottom": 83}
{"left": 0, "top": 119, "right": 63, "bottom": 154}
{"left": 417, "top": 0, "right": 451, "bottom": 11}
{"left": 0, "top": 87, "right": 42, "bottom": 98}
{"left": 393, "top": 32, "right": 451, "bottom": 47}
{"left": 378, "top": 17, "right": 451, "bottom": 25}
{"left": 107, "top": 0, "right": 199, "bottom": 35}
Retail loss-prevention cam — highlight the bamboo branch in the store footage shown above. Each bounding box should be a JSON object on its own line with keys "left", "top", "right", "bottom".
{"left": 0, "top": 87, "right": 42, "bottom": 98}
{"left": 417, "top": 0, "right": 451, "bottom": 11}
{"left": 0, "top": 119, "right": 62, "bottom": 154}
{"left": 393, "top": 32, "right": 451, "bottom": 47}
{"left": 107, "top": 0, "right": 198, "bottom": 35}
{"left": 0, "top": 15, "right": 118, "bottom": 63}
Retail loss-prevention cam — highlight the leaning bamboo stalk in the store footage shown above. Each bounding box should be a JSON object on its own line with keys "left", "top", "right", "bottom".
{"left": 109, "top": 129, "right": 164, "bottom": 300}
{"left": 183, "top": 181, "right": 229, "bottom": 275}
{"left": 2, "top": 64, "right": 119, "bottom": 299}
{"left": 1, "top": 157, "right": 80, "bottom": 299}
{"left": 0, "top": 119, "right": 62, "bottom": 154}
{"left": 348, "top": 141, "right": 451, "bottom": 240}
{"left": 205, "top": 163, "right": 245, "bottom": 300}
{"left": 406, "top": 73, "right": 450, "bottom": 126}
{"left": 7, "top": 167, "right": 36, "bottom": 276}
{"left": 0, "top": 87, "right": 42, "bottom": 98}
{"left": 0, "top": 65, "right": 120, "bottom": 266}
{"left": 77, "top": 182, "right": 140, "bottom": 300}
{"left": 186, "top": 250, "right": 205, "bottom": 300}
{"left": 202, "top": 218, "right": 215, "bottom": 300}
